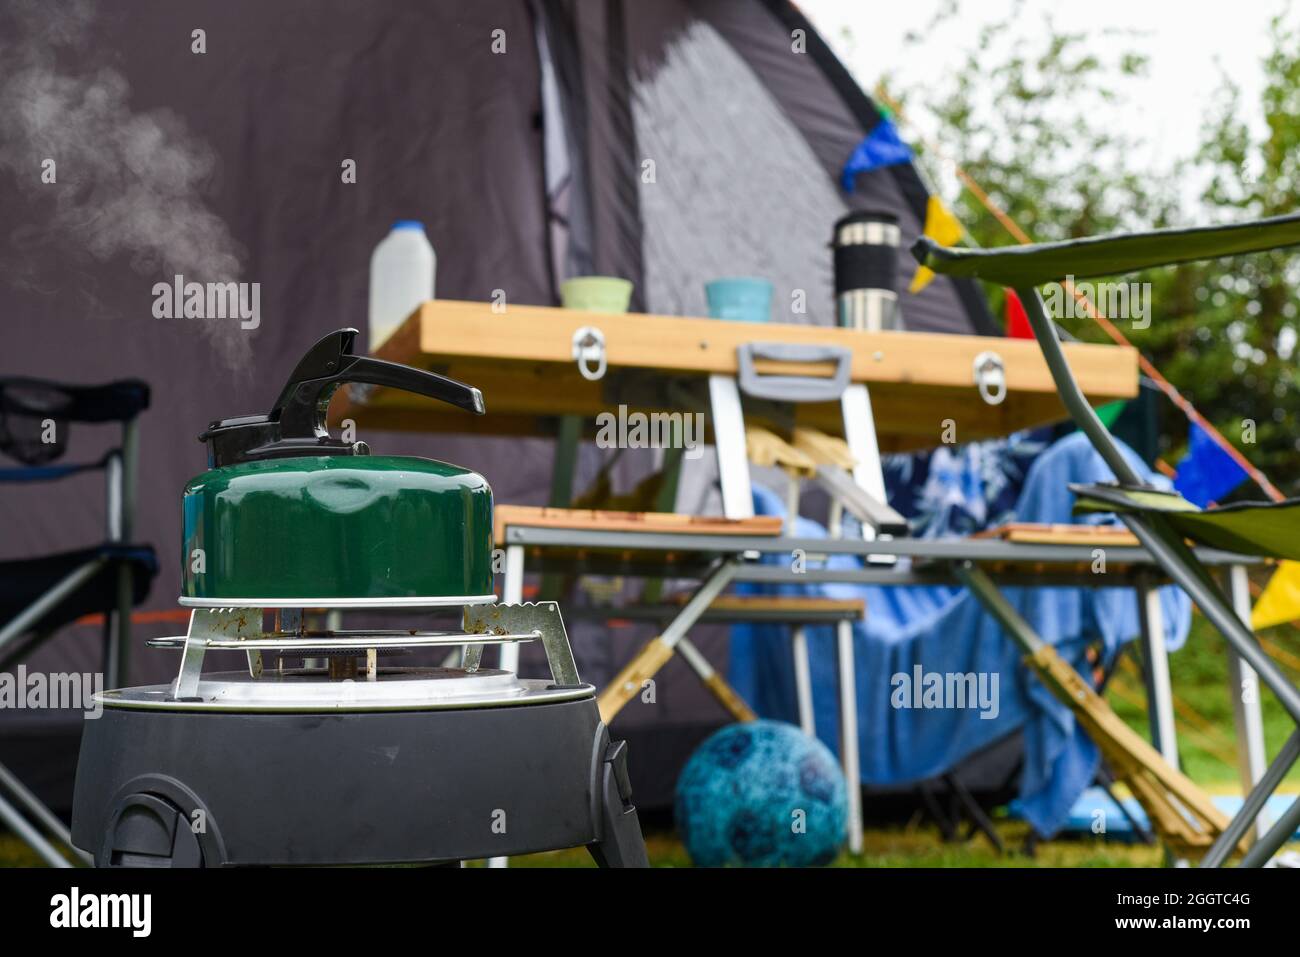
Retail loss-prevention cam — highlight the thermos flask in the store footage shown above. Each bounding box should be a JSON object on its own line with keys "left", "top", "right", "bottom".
{"left": 832, "top": 210, "right": 901, "bottom": 332}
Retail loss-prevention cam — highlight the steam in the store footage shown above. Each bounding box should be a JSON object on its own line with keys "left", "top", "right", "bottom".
{"left": 0, "top": 0, "right": 251, "bottom": 367}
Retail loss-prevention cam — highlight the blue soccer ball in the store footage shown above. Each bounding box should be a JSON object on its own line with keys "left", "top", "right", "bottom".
{"left": 675, "top": 720, "right": 848, "bottom": 867}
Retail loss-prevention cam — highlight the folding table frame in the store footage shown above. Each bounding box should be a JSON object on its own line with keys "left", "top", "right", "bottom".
{"left": 496, "top": 520, "right": 1268, "bottom": 864}
{"left": 589, "top": 556, "right": 868, "bottom": 851}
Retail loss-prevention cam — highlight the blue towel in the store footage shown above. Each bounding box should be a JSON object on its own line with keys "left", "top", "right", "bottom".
{"left": 728, "top": 431, "right": 1191, "bottom": 837}
{"left": 1012, "top": 786, "right": 1300, "bottom": 843}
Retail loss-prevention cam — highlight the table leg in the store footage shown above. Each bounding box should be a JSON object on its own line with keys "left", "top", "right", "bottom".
{"left": 1227, "top": 564, "right": 1270, "bottom": 839}
{"left": 675, "top": 635, "right": 757, "bottom": 722}
{"left": 827, "top": 499, "right": 845, "bottom": 538}
{"left": 708, "top": 375, "right": 753, "bottom": 520}
{"left": 792, "top": 626, "right": 815, "bottom": 736}
{"left": 840, "top": 384, "right": 894, "bottom": 567}
{"left": 596, "top": 560, "right": 739, "bottom": 722}
{"left": 488, "top": 544, "right": 526, "bottom": 871}
{"left": 540, "top": 416, "right": 582, "bottom": 601}
{"left": 497, "top": 544, "right": 525, "bottom": 674}
{"left": 837, "top": 619, "right": 862, "bottom": 854}
{"left": 642, "top": 446, "right": 687, "bottom": 606}
{"left": 1136, "top": 576, "right": 1178, "bottom": 769}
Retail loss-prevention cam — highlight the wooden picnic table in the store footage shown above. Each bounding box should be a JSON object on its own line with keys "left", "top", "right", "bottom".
{"left": 330, "top": 300, "right": 1138, "bottom": 452}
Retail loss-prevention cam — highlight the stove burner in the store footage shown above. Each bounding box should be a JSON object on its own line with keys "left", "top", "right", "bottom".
{"left": 97, "top": 666, "right": 590, "bottom": 712}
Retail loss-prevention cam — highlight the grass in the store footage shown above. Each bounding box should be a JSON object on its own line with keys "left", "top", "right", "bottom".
{"left": 3, "top": 613, "right": 1298, "bottom": 868}
{"left": 506, "top": 612, "right": 1300, "bottom": 867}
{"left": 1107, "top": 614, "right": 1300, "bottom": 786}
{"left": 490, "top": 821, "right": 1166, "bottom": 868}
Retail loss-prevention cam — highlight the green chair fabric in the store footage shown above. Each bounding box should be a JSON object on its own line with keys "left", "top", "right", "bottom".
{"left": 913, "top": 213, "right": 1300, "bottom": 287}
{"left": 1071, "top": 483, "right": 1300, "bottom": 561}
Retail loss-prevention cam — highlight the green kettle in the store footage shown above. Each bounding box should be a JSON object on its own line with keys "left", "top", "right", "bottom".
{"left": 180, "top": 328, "right": 493, "bottom": 606}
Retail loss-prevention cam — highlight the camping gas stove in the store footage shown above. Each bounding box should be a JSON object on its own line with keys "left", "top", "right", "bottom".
{"left": 70, "top": 329, "right": 647, "bottom": 867}
{"left": 71, "top": 600, "right": 646, "bottom": 867}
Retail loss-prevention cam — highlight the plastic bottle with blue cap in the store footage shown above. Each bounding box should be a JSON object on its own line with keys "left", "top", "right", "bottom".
{"left": 368, "top": 220, "right": 436, "bottom": 350}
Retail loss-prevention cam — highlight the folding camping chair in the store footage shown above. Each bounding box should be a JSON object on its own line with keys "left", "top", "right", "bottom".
{"left": 914, "top": 211, "right": 1300, "bottom": 866}
{"left": 0, "top": 377, "right": 157, "bottom": 867}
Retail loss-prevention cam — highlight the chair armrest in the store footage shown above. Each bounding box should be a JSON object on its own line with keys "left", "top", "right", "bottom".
{"left": 0, "top": 378, "right": 150, "bottom": 423}
{"left": 912, "top": 212, "right": 1300, "bottom": 287}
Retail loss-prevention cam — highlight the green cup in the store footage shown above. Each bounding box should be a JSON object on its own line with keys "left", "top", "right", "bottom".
{"left": 561, "top": 276, "right": 634, "bottom": 313}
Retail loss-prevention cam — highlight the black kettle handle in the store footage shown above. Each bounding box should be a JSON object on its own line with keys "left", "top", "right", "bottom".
{"left": 272, "top": 328, "right": 484, "bottom": 440}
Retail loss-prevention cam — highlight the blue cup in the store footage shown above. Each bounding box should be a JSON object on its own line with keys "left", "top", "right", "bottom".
{"left": 705, "top": 277, "right": 773, "bottom": 323}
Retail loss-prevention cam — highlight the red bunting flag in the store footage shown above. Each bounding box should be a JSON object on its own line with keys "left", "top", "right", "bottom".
{"left": 1005, "top": 288, "right": 1034, "bottom": 339}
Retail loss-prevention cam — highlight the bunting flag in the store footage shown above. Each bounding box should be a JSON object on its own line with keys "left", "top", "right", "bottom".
{"left": 909, "top": 195, "right": 964, "bottom": 293}
{"left": 1007, "top": 288, "right": 1124, "bottom": 428}
{"left": 1094, "top": 402, "right": 1126, "bottom": 429}
{"left": 1172, "top": 421, "right": 1249, "bottom": 507}
{"left": 1005, "top": 288, "right": 1034, "bottom": 338}
{"left": 840, "top": 117, "right": 913, "bottom": 192}
{"left": 1253, "top": 560, "right": 1300, "bottom": 630}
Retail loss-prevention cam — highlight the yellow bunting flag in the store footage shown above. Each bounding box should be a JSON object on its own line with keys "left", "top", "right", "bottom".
{"left": 1251, "top": 560, "right": 1300, "bottom": 630}
{"left": 909, "top": 195, "right": 964, "bottom": 294}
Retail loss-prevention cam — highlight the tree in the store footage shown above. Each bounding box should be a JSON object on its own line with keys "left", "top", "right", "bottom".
{"left": 887, "top": 2, "right": 1300, "bottom": 493}
{"left": 1185, "top": 10, "right": 1300, "bottom": 490}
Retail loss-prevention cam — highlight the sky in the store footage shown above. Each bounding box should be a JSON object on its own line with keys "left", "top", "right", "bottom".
{"left": 799, "top": 0, "right": 1281, "bottom": 191}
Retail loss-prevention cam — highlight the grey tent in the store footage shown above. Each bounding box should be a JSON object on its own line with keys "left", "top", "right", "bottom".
{"left": 0, "top": 0, "right": 997, "bottom": 811}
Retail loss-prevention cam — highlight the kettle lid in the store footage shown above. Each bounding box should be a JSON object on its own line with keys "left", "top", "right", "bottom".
{"left": 200, "top": 328, "right": 484, "bottom": 468}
